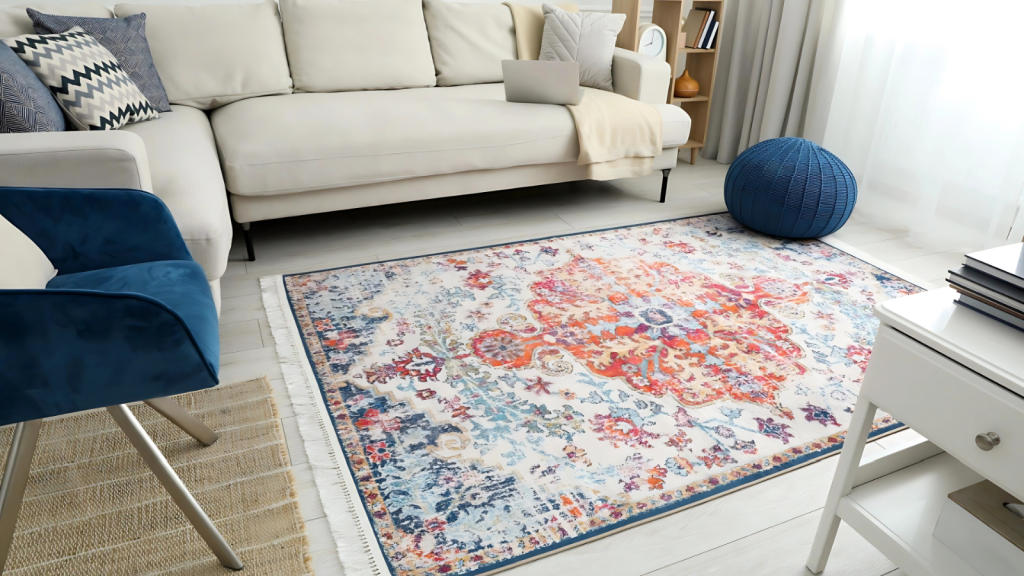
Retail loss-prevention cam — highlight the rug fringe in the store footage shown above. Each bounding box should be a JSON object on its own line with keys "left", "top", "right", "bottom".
{"left": 260, "top": 275, "right": 389, "bottom": 576}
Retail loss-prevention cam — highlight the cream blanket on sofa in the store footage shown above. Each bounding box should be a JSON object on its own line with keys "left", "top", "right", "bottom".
{"left": 503, "top": 2, "right": 663, "bottom": 180}
{"left": 568, "top": 88, "right": 662, "bottom": 180}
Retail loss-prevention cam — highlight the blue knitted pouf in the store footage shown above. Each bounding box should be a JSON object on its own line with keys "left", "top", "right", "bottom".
{"left": 725, "top": 137, "right": 856, "bottom": 238}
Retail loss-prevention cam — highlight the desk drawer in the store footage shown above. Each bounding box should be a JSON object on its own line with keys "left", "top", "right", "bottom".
{"left": 865, "top": 325, "right": 1024, "bottom": 499}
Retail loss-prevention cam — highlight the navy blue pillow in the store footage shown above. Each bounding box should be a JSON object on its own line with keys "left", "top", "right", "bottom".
{"left": 27, "top": 10, "right": 171, "bottom": 113}
{"left": 0, "top": 42, "right": 64, "bottom": 133}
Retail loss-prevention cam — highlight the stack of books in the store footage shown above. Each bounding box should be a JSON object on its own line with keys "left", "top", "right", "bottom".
{"left": 948, "top": 243, "right": 1024, "bottom": 332}
{"left": 682, "top": 9, "right": 720, "bottom": 50}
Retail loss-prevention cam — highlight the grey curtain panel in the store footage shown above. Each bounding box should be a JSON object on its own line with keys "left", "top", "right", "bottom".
{"left": 700, "top": 0, "right": 838, "bottom": 163}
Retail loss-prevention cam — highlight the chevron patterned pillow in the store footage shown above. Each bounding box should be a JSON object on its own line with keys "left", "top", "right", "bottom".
{"left": 2, "top": 27, "right": 158, "bottom": 131}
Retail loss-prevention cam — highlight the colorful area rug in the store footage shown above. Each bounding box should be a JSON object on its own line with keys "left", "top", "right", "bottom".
{"left": 261, "top": 214, "right": 921, "bottom": 576}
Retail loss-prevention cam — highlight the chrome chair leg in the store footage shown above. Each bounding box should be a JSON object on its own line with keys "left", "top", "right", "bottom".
{"left": 145, "top": 397, "right": 219, "bottom": 446}
{"left": 0, "top": 419, "right": 42, "bottom": 573}
{"left": 106, "top": 405, "right": 243, "bottom": 571}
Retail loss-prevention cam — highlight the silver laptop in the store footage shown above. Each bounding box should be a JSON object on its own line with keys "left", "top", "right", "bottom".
{"left": 502, "top": 60, "right": 584, "bottom": 105}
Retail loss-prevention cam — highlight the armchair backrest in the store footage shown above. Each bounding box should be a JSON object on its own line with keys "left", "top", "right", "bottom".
{"left": 0, "top": 187, "right": 193, "bottom": 276}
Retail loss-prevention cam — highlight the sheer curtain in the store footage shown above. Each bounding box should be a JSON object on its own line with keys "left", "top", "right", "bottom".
{"left": 703, "top": 0, "right": 1024, "bottom": 250}
{"left": 810, "top": 0, "right": 1024, "bottom": 250}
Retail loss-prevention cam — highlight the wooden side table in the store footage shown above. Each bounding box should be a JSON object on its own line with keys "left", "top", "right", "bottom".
{"left": 807, "top": 288, "right": 1024, "bottom": 575}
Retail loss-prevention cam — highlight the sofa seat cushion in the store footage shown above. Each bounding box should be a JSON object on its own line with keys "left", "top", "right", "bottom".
{"left": 213, "top": 83, "right": 688, "bottom": 197}
{"left": 47, "top": 259, "right": 219, "bottom": 375}
{"left": 121, "top": 105, "right": 231, "bottom": 281}
{"left": 212, "top": 83, "right": 577, "bottom": 196}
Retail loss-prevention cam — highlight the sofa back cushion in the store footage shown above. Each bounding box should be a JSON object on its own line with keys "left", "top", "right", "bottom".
{"left": 0, "top": 2, "right": 110, "bottom": 38}
{"left": 280, "top": 0, "right": 435, "bottom": 92}
{"left": 114, "top": 0, "right": 292, "bottom": 110}
{"left": 423, "top": 0, "right": 516, "bottom": 87}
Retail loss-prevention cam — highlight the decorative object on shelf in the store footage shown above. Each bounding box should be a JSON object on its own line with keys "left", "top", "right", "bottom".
{"left": 637, "top": 22, "right": 667, "bottom": 61}
{"left": 725, "top": 137, "right": 857, "bottom": 239}
{"left": 681, "top": 7, "right": 715, "bottom": 48}
{"left": 674, "top": 69, "right": 699, "bottom": 97}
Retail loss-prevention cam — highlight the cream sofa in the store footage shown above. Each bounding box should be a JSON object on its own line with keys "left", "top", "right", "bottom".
{"left": 0, "top": 0, "right": 691, "bottom": 305}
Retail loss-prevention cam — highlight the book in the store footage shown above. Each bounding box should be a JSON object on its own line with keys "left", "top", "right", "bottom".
{"left": 965, "top": 243, "right": 1024, "bottom": 290}
{"left": 956, "top": 294, "right": 1024, "bottom": 333}
{"left": 947, "top": 266, "right": 1024, "bottom": 313}
{"left": 697, "top": 10, "right": 716, "bottom": 48}
{"left": 682, "top": 9, "right": 710, "bottom": 49}
{"left": 951, "top": 284, "right": 1024, "bottom": 321}
{"left": 701, "top": 20, "right": 719, "bottom": 49}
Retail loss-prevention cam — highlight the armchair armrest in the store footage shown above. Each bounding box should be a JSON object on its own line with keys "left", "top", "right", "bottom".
{"left": 0, "top": 290, "right": 217, "bottom": 425}
{"left": 612, "top": 48, "right": 672, "bottom": 105}
{"left": 0, "top": 131, "right": 152, "bottom": 192}
{"left": 0, "top": 187, "right": 193, "bottom": 275}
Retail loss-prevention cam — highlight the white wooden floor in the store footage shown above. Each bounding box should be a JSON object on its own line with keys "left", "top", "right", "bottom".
{"left": 217, "top": 155, "right": 962, "bottom": 576}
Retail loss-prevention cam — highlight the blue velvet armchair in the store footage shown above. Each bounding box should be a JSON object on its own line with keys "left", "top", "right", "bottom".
{"left": 0, "top": 187, "right": 242, "bottom": 571}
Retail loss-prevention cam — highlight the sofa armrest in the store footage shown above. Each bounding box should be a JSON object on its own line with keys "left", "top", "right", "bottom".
{"left": 612, "top": 48, "right": 672, "bottom": 105}
{"left": 0, "top": 131, "right": 153, "bottom": 192}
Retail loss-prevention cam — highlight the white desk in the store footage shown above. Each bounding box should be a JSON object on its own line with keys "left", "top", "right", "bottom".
{"left": 807, "top": 288, "right": 1024, "bottom": 576}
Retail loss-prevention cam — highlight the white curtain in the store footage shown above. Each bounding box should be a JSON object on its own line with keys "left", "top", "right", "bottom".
{"left": 815, "top": 0, "right": 1024, "bottom": 250}
{"left": 703, "top": 0, "right": 1024, "bottom": 250}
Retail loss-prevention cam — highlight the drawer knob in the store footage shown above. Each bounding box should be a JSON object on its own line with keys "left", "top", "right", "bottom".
{"left": 975, "top": 432, "right": 1001, "bottom": 451}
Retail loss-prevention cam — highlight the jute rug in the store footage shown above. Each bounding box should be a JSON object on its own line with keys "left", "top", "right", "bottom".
{"left": 0, "top": 377, "right": 311, "bottom": 575}
{"left": 261, "top": 214, "right": 922, "bottom": 576}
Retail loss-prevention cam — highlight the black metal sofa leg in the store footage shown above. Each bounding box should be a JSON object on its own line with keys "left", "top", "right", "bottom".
{"left": 660, "top": 169, "right": 671, "bottom": 203}
{"left": 242, "top": 222, "right": 255, "bottom": 262}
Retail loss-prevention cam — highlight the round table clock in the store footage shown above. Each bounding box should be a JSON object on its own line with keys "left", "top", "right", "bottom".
{"left": 637, "top": 23, "right": 667, "bottom": 61}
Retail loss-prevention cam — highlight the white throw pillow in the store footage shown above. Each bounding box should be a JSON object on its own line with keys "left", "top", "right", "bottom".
{"left": 114, "top": 0, "right": 293, "bottom": 110}
{"left": 539, "top": 4, "right": 624, "bottom": 92}
{"left": 0, "top": 213, "right": 55, "bottom": 289}
{"left": 0, "top": 2, "right": 111, "bottom": 38}
{"left": 280, "top": 0, "right": 436, "bottom": 92}
{"left": 423, "top": 0, "right": 517, "bottom": 87}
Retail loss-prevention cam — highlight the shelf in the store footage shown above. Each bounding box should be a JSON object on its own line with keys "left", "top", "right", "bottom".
{"left": 680, "top": 47, "right": 716, "bottom": 54}
{"left": 839, "top": 453, "right": 985, "bottom": 576}
{"left": 671, "top": 95, "right": 709, "bottom": 104}
{"left": 679, "top": 139, "right": 703, "bottom": 149}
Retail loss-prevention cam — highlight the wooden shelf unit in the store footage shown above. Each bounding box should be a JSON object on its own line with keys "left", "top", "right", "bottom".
{"left": 651, "top": 0, "right": 725, "bottom": 165}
